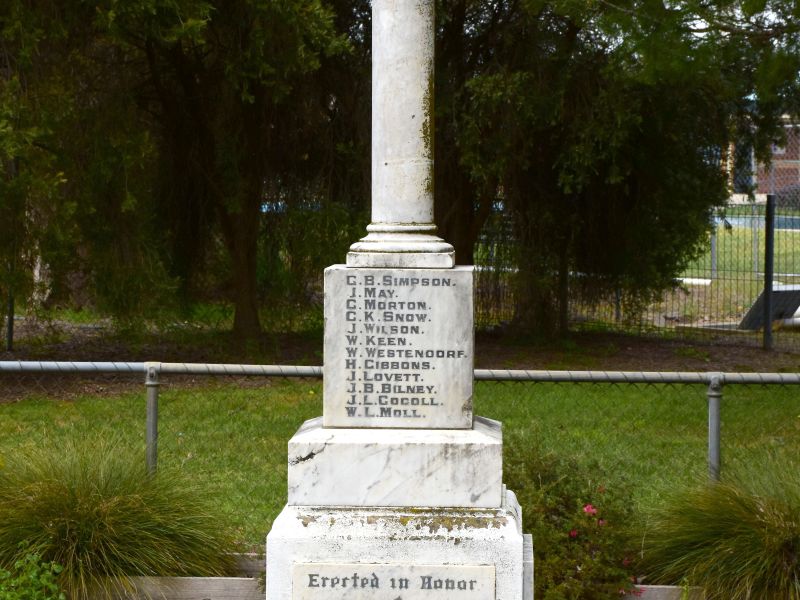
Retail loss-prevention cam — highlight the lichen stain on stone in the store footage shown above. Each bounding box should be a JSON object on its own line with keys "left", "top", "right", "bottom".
{"left": 421, "top": 70, "right": 434, "bottom": 160}
{"left": 398, "top": 535, "right": 455, "bottom": 543}
{"left": 461, "top": 397, "right": 473, "bottom": 416}
{"left": 398, "top": 512, "right": 509, "bottom": 532}
{"left": 361, "top": 508, "right": 509, "bottom": 533}
{"left": 298, "top": 515, "right": 319, "bottom": 528}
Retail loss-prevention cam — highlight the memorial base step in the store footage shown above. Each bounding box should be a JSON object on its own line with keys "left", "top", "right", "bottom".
{"left": 266, "top": 488, "right": 532, "bottom": 600}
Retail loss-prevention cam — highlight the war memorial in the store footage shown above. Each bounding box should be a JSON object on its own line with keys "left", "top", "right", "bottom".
{"left": 266, "top": 0, "right": 533, "bottom": 597}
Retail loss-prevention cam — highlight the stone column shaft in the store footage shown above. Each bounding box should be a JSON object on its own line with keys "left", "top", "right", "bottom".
{"left": 372, "top": 0, "right": 434, "bottom": 224}
{"left": 347, "top": 0, "right": 454, "bottom": 268}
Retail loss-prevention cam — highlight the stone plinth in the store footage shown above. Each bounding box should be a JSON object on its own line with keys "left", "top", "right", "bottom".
{"left": 266, "top": 489, "right": 533, "bottom": 600}
{"left": 287, "top": 416, "right": 502, "bottom": 508}
{"left": 323, "top": 265, "right": 473, "bottom": 429}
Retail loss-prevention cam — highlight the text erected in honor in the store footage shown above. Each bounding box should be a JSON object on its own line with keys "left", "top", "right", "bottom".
{"left": 292, "top": 563, "right": 494, "bottom": 599}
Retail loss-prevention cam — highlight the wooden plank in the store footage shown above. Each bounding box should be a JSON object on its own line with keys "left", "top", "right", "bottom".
{"left": 114, "top": 577, "right": 263, "bottom": 600}
{"left": 234, "top": 554, "right": 265, "bottom": 578}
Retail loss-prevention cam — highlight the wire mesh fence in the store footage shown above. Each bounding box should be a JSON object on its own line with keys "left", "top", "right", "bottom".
{"left": 2, "top": 361, "right": 799, "bottom": 549}
{"left": 474, "top": 125, "right": 800, "bottom": 350}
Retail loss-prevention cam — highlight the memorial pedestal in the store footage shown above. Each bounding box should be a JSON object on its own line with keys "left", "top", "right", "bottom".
{"left": 265, "top": 260, "right": 533, "bottom": 598}
{"left": 267, "top": 413, "right": 534, "bottom": 598}
{"left": 267, "top": 488, "right": 532, "bottom": 600}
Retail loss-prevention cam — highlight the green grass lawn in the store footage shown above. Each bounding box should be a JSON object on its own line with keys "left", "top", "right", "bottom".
{"left": 1, "top": 379, "right": 798, "bottom": 549}
{"left": 684, "top": 223, "right": 800, "bottom": 281}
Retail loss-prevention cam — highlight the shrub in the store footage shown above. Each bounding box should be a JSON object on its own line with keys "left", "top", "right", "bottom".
{"left": 0, "top": 549, "right": 65, "bottom": 600}
{"left": 642, "top": 464, "right": 800, "bottom": 599}
{"left": 504, "top": 432, "right": 638, "bottom": 599}
{"left": 0, "top": 438, "right": 236, "bottom": 600}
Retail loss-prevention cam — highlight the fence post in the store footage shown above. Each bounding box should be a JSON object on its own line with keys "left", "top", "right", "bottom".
{"left": 763, "top": 194, "right": 775, "bottom": 351}
{"left": 709, "top": 212, "right": 717, "bottom": 281}
{"left": 710, "top": 230, "right": 717, "bottom": 280}
{"left": 145, "top": 362, "right": 161, "bottom": 476}
{"left": 707, "top": 374, "right": 722, "bottom": 482}
{"left": 751, "top": 201, "right": 759, "bottom": 275}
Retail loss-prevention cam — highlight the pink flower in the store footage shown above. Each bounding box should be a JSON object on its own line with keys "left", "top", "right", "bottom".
{"left": 622, "top": 557, "right": 632, "bottom": 566}
{"left": 583, "top": 504, "right": 598, "bottom": 515}
{"left": 569, "top": 529, "right": 579, "bottom": 538}
{"left": 597, "top": 519, "right": 606, "bottom": 527}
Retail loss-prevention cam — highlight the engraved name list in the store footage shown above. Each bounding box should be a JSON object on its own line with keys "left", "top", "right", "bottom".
{"left": 323, "top": 266, "right": 474, "bottom": 429}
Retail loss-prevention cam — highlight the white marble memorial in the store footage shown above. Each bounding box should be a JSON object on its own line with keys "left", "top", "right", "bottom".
{"left": 287, "top": 416, "right": 502, "bottom": 508}
{"left": 265, "top": 0, "right": 532, "bottom": 595}
{"left": 323, "top": 265, "right": 473, "bottom": 429}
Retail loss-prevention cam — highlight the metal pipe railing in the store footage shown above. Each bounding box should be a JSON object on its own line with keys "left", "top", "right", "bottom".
{"left": 3, "top": 361, "right": 799, "bottom": 479}
{"left": 7, "top": 360, "right": 800, "bottom": 385}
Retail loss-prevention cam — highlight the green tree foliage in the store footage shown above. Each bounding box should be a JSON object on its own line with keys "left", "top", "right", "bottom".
{"left": 441, "top": 0, "right": 800, "bottom": 334}
{"left": 2, "top": 0, "right": 799, "bottom": 338}
{"left": 2, "top": 0, "right": 352, "bottom": 338}
{"left": 91, "top": 0, "right": 349, "bottom": 336}
{"left": 0, "top": 2, "right": 77, "bottom": 334}
{"left": 1, "top": 1, "right": 176, "bottom": 327}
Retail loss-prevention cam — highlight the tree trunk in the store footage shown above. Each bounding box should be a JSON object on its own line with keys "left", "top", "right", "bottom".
{"left": 5, "top": 288, "right": 12, "bottom": 352}
{"left": 148, "top": 42, "right": 265, "bottom": 339}
{"left": 4, "top": 158, "right": 18, "bottom": 352}
{"left": 557, "top": 239, "right": 569, "bottom": 336}
{"left": 222, "top": 109, "right": 265, "bottom": 340}
{"left": 508, "top": 182, "right": 560, "bottom": 337}
{"left": 436, "top": 169, "right": 482, "bottom": 264}
{"left": 230, "top": 231, "right": 261, "bottom": 339}
{"left": 219, "top": 173, "right": 263, "bottom": 340}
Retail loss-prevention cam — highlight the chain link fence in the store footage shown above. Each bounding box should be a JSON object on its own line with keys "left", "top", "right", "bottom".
{"left": 2, "top": 361, "right": 799, "bottom": 550}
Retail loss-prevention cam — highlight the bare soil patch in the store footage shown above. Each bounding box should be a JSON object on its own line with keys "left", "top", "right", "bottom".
{"left": 474, "top": 330, "right": 800, "bottom": 372}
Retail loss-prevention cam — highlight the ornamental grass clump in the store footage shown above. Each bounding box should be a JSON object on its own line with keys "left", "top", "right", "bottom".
{"left": 0, "top": 438, "right": 236, "bottom": 600}
{"left": 643, "top": 464, "right": 800, "bottom": 599}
